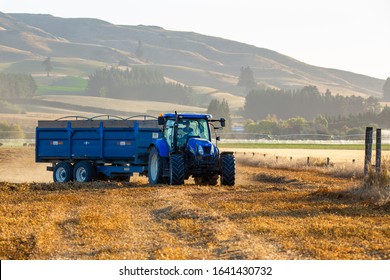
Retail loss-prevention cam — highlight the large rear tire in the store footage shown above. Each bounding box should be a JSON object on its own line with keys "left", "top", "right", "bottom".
{"left": 221, "top": 153, "right": 235, "bottom": 186}
{"left": 148, "top": 146, "right": 165, "bottom": 184}
{"left": 53, "top": 162, "right": 73, "bottom": 183}
{"left": 73, "top": 161, "right": 96, "bottom": 182}
{"left": 170, "top": 154, "right": 185, "bottom": 185}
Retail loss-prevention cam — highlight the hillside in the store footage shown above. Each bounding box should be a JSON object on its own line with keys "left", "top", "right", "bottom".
{"left": 0, "top": 12, "right": 385, "bottom": 104}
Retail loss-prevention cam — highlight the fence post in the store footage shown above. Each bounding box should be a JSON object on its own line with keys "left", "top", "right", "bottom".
{"left": 376, "top": 128, "right": 381, "bottom": 174}
{"left": 364, "top": 127, "right": 373, "bottom": 177}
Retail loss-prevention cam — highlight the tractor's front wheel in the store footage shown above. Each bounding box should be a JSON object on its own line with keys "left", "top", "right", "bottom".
{"left": 221, "top": 153, "right": 235, "bottom": 186}
{"left": 170, "top": 154, "right": 185, "bottom": 185}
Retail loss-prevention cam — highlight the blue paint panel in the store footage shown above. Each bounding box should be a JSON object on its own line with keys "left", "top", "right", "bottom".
{"left": 37, "top": 139, "right": 69, "bottom": 158}
{"left": 104, "top": 130, "right": 136, "bottom": 140}
{"left": 137, "top": 130, "right": 162, "bottom": 147}
{"left": 71, "top": 139, "right": 101, "bottom": 158}
{"left": 72, "top": 130, "right": 100, "bottom": 140}
{"left": 38, "top": 130, "right": 68, "bottom": 140}
{"left": 103, "top": 140, "right": 137, "bottom": 159}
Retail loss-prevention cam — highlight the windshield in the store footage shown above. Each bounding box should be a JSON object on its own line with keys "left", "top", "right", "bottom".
{"left": 164, "top": 118, "right": 210, "bottom": 149}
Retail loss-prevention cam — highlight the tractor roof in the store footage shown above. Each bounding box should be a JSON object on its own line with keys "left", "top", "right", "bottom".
{"left": 163, "top": 113, "right": 212, "bottom": 119}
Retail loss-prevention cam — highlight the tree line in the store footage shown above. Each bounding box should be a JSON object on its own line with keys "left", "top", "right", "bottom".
{"left": 87, "top": 67, "right": 192, "bottom": 104}
{"left": 243, "top": 85, "right": 380, "bottom": 120}
{"left": 0, "top": 73, "right": 37, "bottom": 99}
{"left": 241, "top": 83, "right": 390, "bottom": 138}
{"left": 207, "top": 99, "right": 232, "bottom": 132}
{"left": 0, "top": 122, "right": 25, "bottom": 139}
{"left": 245, "top": 107, "right": 390, "bottom": 139}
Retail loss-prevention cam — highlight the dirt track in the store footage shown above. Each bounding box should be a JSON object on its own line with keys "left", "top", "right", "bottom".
{"left": 0, "top": 147, "right": 389, "bottom": 260}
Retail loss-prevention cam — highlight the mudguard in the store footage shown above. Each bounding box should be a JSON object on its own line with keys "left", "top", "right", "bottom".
{"left": 153, "top": 138, "right": 170, "bottom": 157}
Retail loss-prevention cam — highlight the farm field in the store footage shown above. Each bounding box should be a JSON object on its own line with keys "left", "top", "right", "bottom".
{"left": 0, "top": 147, "right": 389, "bottom": 260}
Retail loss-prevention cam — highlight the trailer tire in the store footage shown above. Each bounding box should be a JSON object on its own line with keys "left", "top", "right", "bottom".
{"left": 73, "top": 161, "right": 96, "bottom": 182}
{"left": 53, "top": 162, "right": 73, "bottom": 183}
{"left": 170, "top": 154, "right": 185, "bottom": 185}
{"left": 221, "top": 153, "right": 235, "bottom": 186}
{"left": 148, "top": 146, "right": 164, "bottom": 184}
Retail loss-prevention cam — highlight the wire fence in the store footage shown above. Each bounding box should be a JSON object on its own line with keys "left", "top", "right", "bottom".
{"left": 219, "top": 131, "right": 390, "bottom": 145}
{"left": 1, "top": 130, "right": 390, "bottom": 146}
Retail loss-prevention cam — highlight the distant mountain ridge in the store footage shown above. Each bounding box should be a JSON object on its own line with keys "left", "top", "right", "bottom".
{"left": 0, "top": 12, "right": 385, "bottom": 100}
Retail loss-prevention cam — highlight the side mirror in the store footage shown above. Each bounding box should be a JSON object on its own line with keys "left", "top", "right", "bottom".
{"left": 158, "top": 116, "right": 165, "bottom": 125}
{"left": 216, "top": 136, "right": 220, "bottom": 141}
{"left": 220, "top": 118, "right": 226, "bottom": 127}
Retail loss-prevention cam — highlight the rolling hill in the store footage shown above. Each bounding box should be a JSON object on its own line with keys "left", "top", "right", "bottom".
{"left": 0, "top": 12, "right": 386, "bottom": 108}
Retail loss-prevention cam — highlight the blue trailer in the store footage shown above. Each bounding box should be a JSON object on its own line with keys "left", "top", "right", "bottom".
{"left": 36, "top": 113, "right": 235, "bottom": 185}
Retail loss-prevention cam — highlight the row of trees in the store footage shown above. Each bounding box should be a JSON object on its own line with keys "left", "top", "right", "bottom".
{"left": 87, "top": 67, "right": 192, "bottom": 104}
{"left": 0, "top": 73, "right": 37, "bottom": 99}
{"left": 0, "top": 122, "right": 25, "bottom": 138}
{"left": 245, "top": 106, "right": 390, "bottom": 138}
{"left": 207, "top": 99, "right": 232, "bottom": 132}
{"left": 243, "top": 86, "right": 380, "bottom": 120}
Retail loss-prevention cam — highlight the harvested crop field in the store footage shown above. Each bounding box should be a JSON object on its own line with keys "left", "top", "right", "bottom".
{"left": 0, "top": 147, "right": 389, "bottom": 260}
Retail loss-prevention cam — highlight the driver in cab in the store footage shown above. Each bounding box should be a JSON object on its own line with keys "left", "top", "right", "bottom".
{"left": 177, "top": 120, "right": 194, "bottom": 146}
{"left": 183, "top": 120, "right": 193, "bottom": 135}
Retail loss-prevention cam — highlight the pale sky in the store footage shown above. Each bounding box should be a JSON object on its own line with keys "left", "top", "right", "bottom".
{"left": 1, "top": 0, "right": 389, "bottom": 79}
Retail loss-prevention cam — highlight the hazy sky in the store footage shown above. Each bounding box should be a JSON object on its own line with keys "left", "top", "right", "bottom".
{"left": 1, "top": 0, "right": 389, "bottom": 79}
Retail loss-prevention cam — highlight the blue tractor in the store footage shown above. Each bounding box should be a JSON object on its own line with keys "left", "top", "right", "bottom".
{"left": 35, "top": 113, "right": 235, "bottom": 186}
{"left": 148, "top": 113, "right": 235, "bottom": 185}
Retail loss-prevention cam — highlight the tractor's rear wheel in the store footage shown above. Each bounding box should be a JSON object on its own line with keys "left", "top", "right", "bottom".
{"left": 53, "top": 162, "right": 73, "bottom": 183}
{"left": 170, "top": 154, "right": 185, "bottom": 185}
{"left": 73, "top": 161, "right": 96, "bottom": 182}
{"left": 221, "top": 153, "right": 235, "bottom": 186}
{"left": 148, "top": 146, "right": 165, "bottom": 184}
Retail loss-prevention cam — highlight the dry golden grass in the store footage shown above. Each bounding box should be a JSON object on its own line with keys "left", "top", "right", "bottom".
{"left": 236, "top": 152, "right": 365, "bottom": 179}
{"left": 0, "top": 148, "right": 389, "bottom": 260}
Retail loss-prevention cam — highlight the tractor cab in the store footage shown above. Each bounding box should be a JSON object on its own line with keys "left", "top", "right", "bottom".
{"left": 160, "top": 114, "right": 213, "bottom": 151}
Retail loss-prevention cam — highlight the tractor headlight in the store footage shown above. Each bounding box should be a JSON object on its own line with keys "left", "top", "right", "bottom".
{"left": 210, "top": 145, "right": 215, "bottom": 155}
{"left": 197, "top": 145, "right": 204, "bottom": 155}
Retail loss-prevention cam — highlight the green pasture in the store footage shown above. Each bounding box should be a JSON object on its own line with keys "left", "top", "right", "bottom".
{"left": 36, "top": 76, "right": 88, "bottom": 95}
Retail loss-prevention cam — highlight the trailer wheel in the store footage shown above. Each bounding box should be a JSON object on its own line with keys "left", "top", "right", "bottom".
{"left": 170, "top": 154, "right": 185, "bottom": 185}
{"left": 73, "top": 161, "right": 96, "bottom": 182}
{"left": 53, "top": 162, "right": 73, "bottom": 183}
{"left": 221, "top": 153, "right": 235, "bottom": 186}
{"left": 148, "top": 146, "right": 164, "bottom": 184}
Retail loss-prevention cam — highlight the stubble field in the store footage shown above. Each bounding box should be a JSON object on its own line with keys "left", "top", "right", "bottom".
{"left": 0, "top": 147, "right": 389, "bottom": 260}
